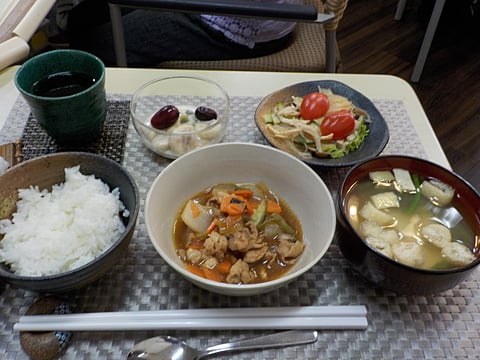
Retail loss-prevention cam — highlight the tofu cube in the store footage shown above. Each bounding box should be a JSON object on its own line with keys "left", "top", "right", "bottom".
{"left": 369, "top": 170, "right": 395, "bottom": 183}
{"left": 370, "top": 191, "right": 400, "bottom": 209}
{"left": 441, "top": 242, "right": 476, "bottom": 266}
{"left": 420, "top": 179, "right": 455, "bottom": 206}
{"left": 359, "top": 201, "right": 395, "bottom": 226}
{"left": 392, "top": 241, "right": 425, "bottom": 268}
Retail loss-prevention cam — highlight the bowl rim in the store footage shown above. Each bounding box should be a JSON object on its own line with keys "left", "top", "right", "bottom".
{"left": 145, "top": 142, "right": 336, "bottom": 292}
{"left": 338, "top": 154, "right": 480, "bottom": 274}
{"left": 0, "top": 151, "right": 140, "bottom": 281}
{"left": 130, "top": 75, "right": 231, "bottom": 136}
{"left": 14, "top": 49, "right": 106, "bottom": 101}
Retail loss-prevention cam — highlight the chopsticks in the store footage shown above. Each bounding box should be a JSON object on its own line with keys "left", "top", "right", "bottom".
{"left": 14, "top": 306, "right": 368, "bottom": 332}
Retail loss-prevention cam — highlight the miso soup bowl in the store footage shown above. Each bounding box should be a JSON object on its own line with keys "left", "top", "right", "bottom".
{"left": 144, "top": 142, "right": 336, "bottom": 296}
{"left": 336, "top": 155, "right": 480, "bottom": 295}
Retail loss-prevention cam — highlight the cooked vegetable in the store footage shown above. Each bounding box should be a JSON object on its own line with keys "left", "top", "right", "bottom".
{"left": 181, "top": 200, "right": 213, "bottom": 233}
{"left": 393, "top": 168, "right": 416, "bottom": 192}
{"left": 251, "top": 199, "right": 267, "bottom": 226}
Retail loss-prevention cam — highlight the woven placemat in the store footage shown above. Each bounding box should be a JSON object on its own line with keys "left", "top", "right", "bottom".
{"left": 1, "top": 94, "right": 479, "bottom": 360}
{"left": 20, "top": 100, "right": 130, "bottom": 164}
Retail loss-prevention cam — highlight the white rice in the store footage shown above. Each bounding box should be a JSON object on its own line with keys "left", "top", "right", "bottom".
{"left": 0, "top": 166, "right": 128, "bottom": 276}
{"left": 0, "top": 156, "right": 9, "bottom": 175}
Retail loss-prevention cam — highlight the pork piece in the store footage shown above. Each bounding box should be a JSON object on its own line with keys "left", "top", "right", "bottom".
{"left": 186, "top": 248, "right": 203, "bottom": 264}
{"left": 277, "top": 239, "right": 305, "bottom": 263}
{"left": 226, "top": 259, "right": 256, "bottom": 284}
{"left": 208, "top": 188, "right": 231, "bottom": 206}
{"left": 202, "top": 231, "right": 228, "bottom": 258}
{"left": 228, "top": 221, "right": 263, "bottom": 252}
{"left": 243, "top": 246, "right": 268, "bottom": 263}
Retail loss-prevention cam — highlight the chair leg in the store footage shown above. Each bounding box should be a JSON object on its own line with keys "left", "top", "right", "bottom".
{"left": 394, "top": 0, "right": 408, "bottom": 20}
{"left": 410, "top": 0, "right": 446, "bottom": 82}
{"left": 108, "top": 3, "right": 128, "bottom": 67}
{"left": 325, "top": 31, "right": 336, "bottom": 73}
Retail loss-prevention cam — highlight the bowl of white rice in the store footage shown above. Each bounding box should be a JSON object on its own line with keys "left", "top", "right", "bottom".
{"left": 0, "top": 152, "right": 139, "bottom": 292}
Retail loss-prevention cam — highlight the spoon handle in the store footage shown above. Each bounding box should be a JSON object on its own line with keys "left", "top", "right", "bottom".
{"left": 199, "top": 330, "right": 318, "bottom": 358}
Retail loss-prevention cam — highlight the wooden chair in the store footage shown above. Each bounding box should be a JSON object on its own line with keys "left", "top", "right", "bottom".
{"left": 107, "top": 0, "right": 348, "bottom": 73}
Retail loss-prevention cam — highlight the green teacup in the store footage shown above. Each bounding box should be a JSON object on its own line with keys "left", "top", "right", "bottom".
{"left": 14, "top": 49, "right": 106, "bottom": 145}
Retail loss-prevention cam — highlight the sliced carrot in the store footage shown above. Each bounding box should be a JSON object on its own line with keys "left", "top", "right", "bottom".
{"left": 226, "top": 202, "right": 245, "bottom": 216}
{"left": 202, "top": 267, "right": 224, "bottom": 282}
{"left": 231, "top": 189, "right": 254, "bottom": 198}
{"left": 267, "top": 200, "right": 282, "bottom": 213}
{"left": 206, "top": 219, "right": 217, "bottom": 234}
{"left": 234, "top": 194, "right": 248, "bottom": 203}
{"left": 185, "top": 264, "right": 205, "bottom": 278}
{"left": 216, "top": 260, "right": 232, "bottom": 275}
{"left": 190, "top": 202, "right": 201, "bottom": 218}
{"left": 246, "top": 199, "right": 261, "bottom": 214}
{"left": 220, "top": 196, "right": 233, "bottom": 213}
{"left": 220, "top": 196, "right": 246, "bottom": 216}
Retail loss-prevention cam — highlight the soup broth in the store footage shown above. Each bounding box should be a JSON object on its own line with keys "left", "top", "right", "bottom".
{"left": 173, "top": 182, "right": 304, "bottom": 284}
{"left": 345, "top": 170, "right": 478, "bottom": 270}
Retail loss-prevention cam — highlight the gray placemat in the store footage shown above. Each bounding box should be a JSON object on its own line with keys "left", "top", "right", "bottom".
{"left": 1, "top": 94, "right": 479, "bottom": 360}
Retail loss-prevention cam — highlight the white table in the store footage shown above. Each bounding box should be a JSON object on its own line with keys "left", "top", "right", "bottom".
{"left": 5, "top": 66, "right": 473, "bottom": 360}
{"left": 0, "top": 66, "right": 449, "bottom": 167}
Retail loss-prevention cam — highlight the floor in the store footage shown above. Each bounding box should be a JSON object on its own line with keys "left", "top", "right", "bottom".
{"left": 337, "top": 0, "right": 480, "bottom": 188}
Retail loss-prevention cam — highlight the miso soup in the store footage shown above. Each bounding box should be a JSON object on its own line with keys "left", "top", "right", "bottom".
{"left": 345, "top": 168, "right": 479, "bottom": 270}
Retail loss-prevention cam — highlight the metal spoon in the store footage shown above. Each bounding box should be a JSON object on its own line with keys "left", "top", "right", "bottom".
{"left": 127, "top": 330, "right": 318, "bottom": 359}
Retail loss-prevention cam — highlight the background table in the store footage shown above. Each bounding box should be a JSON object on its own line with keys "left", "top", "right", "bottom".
{"left": 1, "top": 68, "right": 478, "bottom": 360}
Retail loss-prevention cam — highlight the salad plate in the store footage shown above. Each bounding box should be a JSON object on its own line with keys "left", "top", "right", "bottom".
{"left": 255, "top": 80, "right": 389, "bottom": 167}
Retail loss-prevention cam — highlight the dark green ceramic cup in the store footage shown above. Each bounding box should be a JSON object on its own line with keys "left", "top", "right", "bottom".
{"left": 14, "top": 50, "right": 106, "bottom": 144}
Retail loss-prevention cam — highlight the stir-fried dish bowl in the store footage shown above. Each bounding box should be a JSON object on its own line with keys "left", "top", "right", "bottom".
{"left": 336, "top": 155, "right": 480, "bottom": 294}
{"left": 255, "top": 80, "right": 389, "bottom": 167}
{"left": 0, "top": 152, "right": 139, "bottom": 293}
{"left": 144, "top": 142, "right": 336, "bottom": 296}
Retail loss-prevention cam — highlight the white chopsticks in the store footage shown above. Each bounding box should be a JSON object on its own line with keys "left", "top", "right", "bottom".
{"left": 14, "top": 306, "right": 368, "bottom": 332}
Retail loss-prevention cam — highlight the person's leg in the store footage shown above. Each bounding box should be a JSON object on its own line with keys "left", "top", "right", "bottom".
{"left": 68, "top": 3, "right": 291, "bottom": 67}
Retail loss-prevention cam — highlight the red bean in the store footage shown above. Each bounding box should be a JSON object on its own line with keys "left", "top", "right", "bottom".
{"left": 151, "top": 105, "right": 179, "bottom": 130}
{"left": 195, "top": 106, "right": 217, "bottom": 121}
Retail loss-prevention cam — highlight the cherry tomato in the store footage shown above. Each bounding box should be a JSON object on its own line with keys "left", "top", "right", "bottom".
{"left": 320, "top": 110, "right": 355, "bottom": 140}
{"left": 300, "top": 92, "right": 329, "bottom": 120}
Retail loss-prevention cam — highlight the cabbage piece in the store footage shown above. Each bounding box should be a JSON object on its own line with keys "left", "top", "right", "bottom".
{"left": 393, "top": 168, "right": 416, "bottom": 192}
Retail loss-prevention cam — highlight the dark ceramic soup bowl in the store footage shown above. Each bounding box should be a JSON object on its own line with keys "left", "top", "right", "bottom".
{"left": 336, "top": 155, "right": 480, "bottom": 294}
{"left": 0, "top": 152, "right": 139, "bottom": 293}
